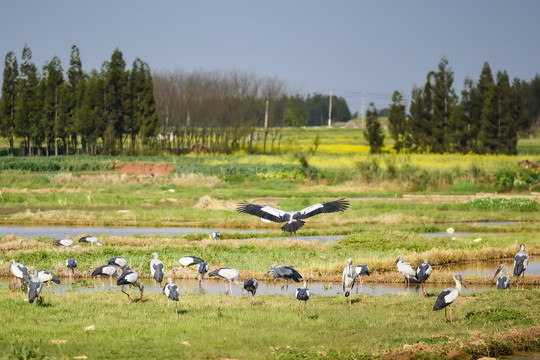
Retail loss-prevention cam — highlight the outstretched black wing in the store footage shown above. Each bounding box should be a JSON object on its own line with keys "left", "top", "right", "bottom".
{"left": 297, "top": 198, "right": 349, "bottom": 220}
{"left": 237, "top": 202, "right": 287, "bottom": 223}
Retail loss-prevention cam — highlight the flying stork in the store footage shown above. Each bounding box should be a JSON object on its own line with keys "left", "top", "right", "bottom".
{"left": 66, "top": 258, "right": 78, "bottom": 282}
{"left": 354, "top": 264, "right": 370, "bottom": 293}
{"left": 243, "top": 278, "right": 258, "bottom": 306}
{"left": 494, "top": 263, "right": 511, "bottom": 290}
{"left": 9, "top": 259, "right": 31, "bottom": 291}
{"left": 208, "top": 267, "right": 241, "bottom": 295}
{"left": 163, "top": 277, "right": 180, "bottom": 314}
{"left": 92, "top": 264, "right": 120, "bottom": 289}
{"left": 295, "top": 280, "right": 310, "bottom": 316}
{"left": 79, "top": 236, "right": 102, "bottom": 246}
{"left": 150, "top": 252, "right": 164, "bottom": 294}
{"left": 175, "top": 256, "right": 205, "bottom": 279}
{"left": 116, "top": 267, "right": 144, "bottom": 302}
{"left": 237, "top": 198, "right": 349, "bottom": 247}
{"left": 433, "top": 274, "right": 468, "bottom": 323}
{"left": 416, "top": 259, "right": 432, "bottom": 297}
{"left": 513, "top": 244, "right": 529, "bottom": 290}
{"left": 396, "top": 255, "right": 417, "bottom": 286}
{"left": 266, "top": 264, "right": 302, "bottom": 292}
{"left": 342, "top": 258, "right": 357, "bottom": 307}
{"left": 28, "top": 269, "right": 44, "bottom": 304}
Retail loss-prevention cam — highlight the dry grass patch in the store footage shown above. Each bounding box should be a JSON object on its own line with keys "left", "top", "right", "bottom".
{"left": 168, "top": 173, "right": 222, "bottom": 187}
{"left": 194, "top": 195, "right": 237, "bottom": 210}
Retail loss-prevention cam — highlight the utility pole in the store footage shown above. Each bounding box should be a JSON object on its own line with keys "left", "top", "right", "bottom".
{"left": 328, "top": 89, "right": 333, "bottom": 128}
{"left": 361, "top": 92, "right": 366, "bottom": 128}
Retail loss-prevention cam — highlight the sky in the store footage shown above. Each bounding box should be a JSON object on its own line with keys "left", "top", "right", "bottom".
{"left": 1, "top": 1, "right": 540, "bottom": 114}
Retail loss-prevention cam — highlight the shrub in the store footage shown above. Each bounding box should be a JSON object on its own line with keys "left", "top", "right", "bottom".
{"left": 466, "top": 197, "right": 539, "bottom": 211}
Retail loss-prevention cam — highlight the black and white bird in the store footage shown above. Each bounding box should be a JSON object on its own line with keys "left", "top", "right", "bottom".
{"left": 92, "top": 264, "right": 120, "bottom": 289}
{"left": 237, "top": 198, "right": 349, "bottom": 241}
{"left": 433, "top": 274, "right": 468, "bottom": 323}
{"left": 295, "top": 280, "right": 310, "bottom": 316}
{"left": 208, "top": 267, "right": 241, "bottom": 295}
{"left": 342, "top": 258, "right": 357, "bottom": 307}
{"left": 266, "top": 264, "right": 303, "bottom": 292}
{"left": 197, "top": 262, "right": 209, "bottom": 288}
{"left": 66, "top": 258, "right": 77, "bottom": 282}
{"left": 494, "top": 264, "right": 511, "bottom": 290}
{"left": 211, "top": 231, "right": 221, "bottom": 240}
{"left": 28, "top": 269, "right": 43, "bottom": 304}
{"left": 175, "top": 256, "right": 205, "bottom": 279}
{"left": 416, "top": 259, "right": 433, "bottom": 297}
{"left": 513, "top": 244, "right": 529, "bottom": 289}
{"left": 150, "top": 252, "right": 164, "bottom": 294}
{"left": 163, "top": 277, "right": 180, "bottom": 314}
{"left": 243, "top": 278, "right": 258, "bottom": 306}
{"left": 78, "top": 236, "right": 102, "bottom": 246}
{"left": 9, "top": 259, "right": 31, "bottom": 291}
{"left": 108, "top": 257, "right": 128, "bottom": 270}
{"left": 54, "top": 238, "right": 74, "bottom": 247}
{"left": 354, "top": 264, "right": 370, "bottom": 293}
{"left": 396, "top": 255, "right": 417, "bottom": 286}
{"left": 116, "top": 267, "right": 144, "bottom": 302}
{"left": 37, "top": 270, "right": 61, "bottom": 290}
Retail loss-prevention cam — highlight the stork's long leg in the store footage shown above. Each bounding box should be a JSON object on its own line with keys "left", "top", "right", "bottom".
{"left": 303, "top": 301, "right": 307, "bottom": 316}
{"left": 297, "top": 302, "right": 300, "bottom": 316}
{"left": 449, "top": 305, "right": 453, "bottom": 323}
{"left": 444, "top": 307, "right": 447, "bottom": 322}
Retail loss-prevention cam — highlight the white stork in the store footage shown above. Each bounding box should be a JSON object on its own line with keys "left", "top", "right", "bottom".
{"left": 92, "top": 264, "right": 120, "bottom": 289}
{"left": 163, "top": 277, "right": 180, "bottom": 314}
{"left": 208, "top": 267, "right": 241, "bottom": 295}
{"left": 494, "top": 264, "right": 511, "bottom": 290}
{"left": 116, "top": 267, "right": 144, "bottom": 302}
{"left": 237, "top": 198, "right": 349, "bottom": 247}
{"left": 342, "top": 258, "right": 357, "bottom": 307}
{"left": 396, "top": 255, "right": 417, "bottom": 286}
{"left": 28, "top": 269, "right": 44, "bottom": 304}
{"left": 175, "top": 256, "right": 205, "bottom": 279}
{"left": 54, "top": 238, "right": 74, "bottom": 247}
{"left": 150, "top": 252, "right": 164, "bottom": 294}
{"left": 513, "top": 244, "right": 529, "bottom": 290}
{"left": 243, "top": 278, "right": 258, "bottom": 306}
{"left": 354, "top": 264, "right": 370, "bottom": 293}
{"left": 416, "top": 259, "right": 432, "bottom": 297}
{"left": 78, "top": 236, "right": 102, "bottom": 246}
{"left": 433, "top": 274, "right": 468, "bottom": 323}
{"left": 295, "top": 280, "right": 310, "bottom": 316}
{"left": 66, "top": 258, "right": 77, "bottom": 282}
{"left": 10, "top": 259, "right": 31, "bottom": 291}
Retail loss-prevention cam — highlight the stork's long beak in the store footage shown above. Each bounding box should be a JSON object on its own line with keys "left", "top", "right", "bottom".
{"left": 462, "top": 280, "right": 469, "bottom": 289}
{"left": 493, "top": 268, "right": 501, "bottom": 281}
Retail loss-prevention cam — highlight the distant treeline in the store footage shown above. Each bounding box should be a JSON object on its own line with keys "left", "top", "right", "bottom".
{"left": 383, "top": 58, "right": 540, "bottom": 155}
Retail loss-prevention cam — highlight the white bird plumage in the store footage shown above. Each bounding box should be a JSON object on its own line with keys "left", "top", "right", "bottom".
{"left": 342, "top": 258, "right": 357, "bottom": 306}
{"left": 494, "top": 264, "right": 510, "bottom": 290}
{"left": 396, "top": 255, "right": 417, "bottom": 286}
{"left": 513, "top": 244, "right": 529, "bottom": 289}
{"left": 433, "top": 274, "right": 468, "bottom": 323}
{"left": 208, "top": 267, "right": 241, "bottom": 295}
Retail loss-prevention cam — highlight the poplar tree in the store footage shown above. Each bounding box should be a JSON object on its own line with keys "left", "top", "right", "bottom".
{"left": 364, "top": 102, "right": 384, "bottom": 154}
{"left": 495, "top": 71, "right": 516, "bottom": 154}
{"left": 104, "top": 48, "right": 128, "bottom": 154}
{"left": 67, "top": 45, "right": 85, "bottom": 153}
{"left": 478, "top": 62, "right": 499, "bottom": 153}
{"left": 78, "top": 69, "right": 105, "bottom": 154}
{"left": 0, "top": 51, "right": 18, "bottom": 155}
{"left": 431, "top": 57, "right": 456, "bottom": 152}
{"left": 388, "top": 90, "right": 408, "bottom": 152}
{"left": 42, "top": 56, "right": 64, "bottom": 155}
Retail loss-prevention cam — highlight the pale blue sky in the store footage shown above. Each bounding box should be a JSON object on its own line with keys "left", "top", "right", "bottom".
{"left": 1, "top": 1, "right": 539, "bottom": 113}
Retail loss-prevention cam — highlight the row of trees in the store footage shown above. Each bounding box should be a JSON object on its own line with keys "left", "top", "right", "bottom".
{"left": 382, "top": 57, "right": 540, "bottom": 155}
{"left": 1, "top": 45, "right": 158, "bottom": 156}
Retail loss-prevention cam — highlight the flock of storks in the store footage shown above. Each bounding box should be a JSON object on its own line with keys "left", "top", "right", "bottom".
{"left": 7, "top": 198, "right": 532, "bottom": 321}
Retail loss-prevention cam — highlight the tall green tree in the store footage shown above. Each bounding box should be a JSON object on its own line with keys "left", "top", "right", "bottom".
{"left": 495, "top": 71, "right": 517, "bottom": 154}
{"left": 104, "top": 49, "right": 129, "bottom": 154}
{"left": 41, "top": 56, "right": 64, "bottom": 156}
{"left": 15, "top": 45, "right": 40, "bottom": 156}
{"left": 0, "top": 51, "right": 19, "bottom": 155}
{"left": 364, "top": 102, "right": 384, "bottom": 154}
{"left": 388, "top": 90, "right": 409, "bottom": 152}
{"left": 78, "top": 69, "right": 106, "bottom": 154}
{"left": 67, "top": 45, "right": 85, "bottom": 153}
{"left": 431, "top": 57, "right": 456, "bottom": 152}
{"left": 478, "top": 62, "right": 499, "bottom": 153}
{"left": 454, "top": 77, "right": 482, "bottom": 152}
{"left": 409, "top": 85, "right": 431, "bottom": 152}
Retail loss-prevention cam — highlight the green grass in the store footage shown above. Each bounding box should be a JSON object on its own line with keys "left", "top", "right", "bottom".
{"left": 0, "top": 288, "right": 538, "bottom": 359}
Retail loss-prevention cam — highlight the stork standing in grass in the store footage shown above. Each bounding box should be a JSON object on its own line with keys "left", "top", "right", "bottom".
{"left": 396, "top": 255, "right": 417, "bottom": 287}
{"left": 266, "top": 264, "right": 302, "bottom": 292}
{"left": 513, "top": 244, "right": 529, "bottom": 290}
{"left": 342, "top": 258, "right": 357, "bottom": 307}
{"left": 54, "top": 238, "right": 74, "bottom": 247}
{"left": 354, "top": 264, "right": 370, "bottom": 293}
{"left": 433, "top": 274, "right": 468, "bottom": 323}
{"left": 163, "top": 277, "right": 180, "bottom": 314}
{"left": 92, "top": 264, "right": 120, "bottom": 289}
{"left": 28, "top": 269, "right": 43, "bottom": 304}
{"left": 37, "top": 270, "right": 61, "bottom": 290}
{"left": 295, "top": 280, "right": 310, "bottom": 316}
{"left": 10, "top": 259, "right": 30, "bottom": 291}
{"left": 243, "top": 278, "right": 258, "bottom": 306}
{"left": 416, "top": 259, "right": 432, "bottom": 297}
{"left": 175, "top": 256, "right": 205, "bottom": 279}
{"left": 150, "top": 252, "right": 164, "bottom": 294}
{"left": 79, "top": 236, "right": 102, "bottom": 246}
{"left": 237, "top": 198, "right": 349, "bottom": 248}
{"left": 117, "top": 267, "right": 144, "bottom": 302}
{"left": 66, "top": 258, "right": 77, "bottom": 282}
{"left": 494, "top": 264, "right": 511, "bottom": 290}
{"left": 209, "top": 267, "right": 241, "bottom": 295}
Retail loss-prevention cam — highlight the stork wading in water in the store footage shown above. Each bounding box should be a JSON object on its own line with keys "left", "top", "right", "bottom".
{"left": 37, "top": 270, "right": 61, "bottom": 290}
{"left": 208, "top": 267, "right": 241, "bottom": 295}
{"left": 494, "top": 264, "right": 511, "bottom": 290}
{"left": 28, "top": 269, "right": 44, "bottom": 304}
{"left": 416, "top": 259, "right": 432, "bottom": 297}
{"left": 150, "top": 252, "right": 164, "bottom": 294}
{"left": 237, "top": 198, "right": 349, "bottom": 248}
{"left": 396, "top": 255, "right": 417, "bottom": 287}
{"left": 433, "top": 274, "right": 468, "bottom": 323}
{"left": 354, "top": 264, "right": 370, "bottom": 293}
{"left": 513, "top": 244, "right": 529, "bottom": 290}
{"left": 175, "top": 256, "right": 205, "bottom": 279}
{"left": 243, "top": 278, "right": 258, "bottom": 306}
{"left": 295, "top": 280, "right": 310, "bottom": 316}
{"left": 10, "top": 259, "right": 31, "bottom": 292}
{"left": 342, "top": 258, "right": 357, "bottom": 307}
{"left": 163, "top": 277, "right": 180, "bottom": 314}
{"left": 197, "top": 262, "right": 209, "bottom": 289}
{"left": 266, "top": 264, "right": 302, "bottom": 292}
{"left": 92, "top": 264, "right": 121, "bottom": 289}
{"left": 116, "top": 267, "right": 144, "bottom": 302}
{"left": 108, "top": 257, "right": 128, "bottom": 270}
{"left": 66, "top": 258, "right": 77, "bottom": 282}
{"left": 78, "top": 236, "right": 102, "bottom": 246}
